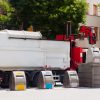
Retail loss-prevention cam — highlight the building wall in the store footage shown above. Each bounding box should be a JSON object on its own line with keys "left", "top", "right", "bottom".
{"left": 86, "top": 0, "right": 100, "bottom": 47}
{"left": 86, "top": 15, "right": 100, "bottom": 40}
{"left": 77, "top": 0, "right": 100, "bottom": 48}
{"left": 87, "top": 0, "right": 100, "bottom": 16}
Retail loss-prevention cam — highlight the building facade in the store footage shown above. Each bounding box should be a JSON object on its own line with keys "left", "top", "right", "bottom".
{"left": 77, "top": 0, "right": 100, "bottom": 48}
{"left": 86, "top": 0, "right": 100, "bottom": 45}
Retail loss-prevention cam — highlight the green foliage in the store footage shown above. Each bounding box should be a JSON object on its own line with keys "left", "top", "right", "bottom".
{"left": 98, "top": 3, "right": 100, "bottom": 7}
{"left": 0, "top": 0, "right": 14, "bottom": 24}
{"left": 10, "top": 0, "right": 88, "bottom": 34}
{"left": 97, "top": 3, "right": 100, "bottom": 12}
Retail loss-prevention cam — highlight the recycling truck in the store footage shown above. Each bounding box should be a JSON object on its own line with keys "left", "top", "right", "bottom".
{"left": 0, "top": 30, "right": 79, "bottom": 91}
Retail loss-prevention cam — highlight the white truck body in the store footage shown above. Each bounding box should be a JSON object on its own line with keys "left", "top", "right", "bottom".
{"left": 0, "top": 30, "right": 70, "bottom": 70}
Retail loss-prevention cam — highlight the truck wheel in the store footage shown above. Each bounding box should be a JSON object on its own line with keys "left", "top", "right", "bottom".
{"left": 25, "top": 72, "right": 30, "bottom": 88}
{"left": 31, "top": 72, "right": 40, "bottom": 87}
{"left": 1, "top": 72, "right": 11, "bottom": 88}
{"left": 60, "top": 75, "right": 64, "bottom": 84}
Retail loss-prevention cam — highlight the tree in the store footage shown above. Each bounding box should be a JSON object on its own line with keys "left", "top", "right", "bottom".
{"left": 97, "top": 3, "right": 100, "bottom": 12}
{"left": 10, "top": 0, "right": 88, "bottom": 35}
{"left": 0, "top": 0, "right": 14, "bottom": 28}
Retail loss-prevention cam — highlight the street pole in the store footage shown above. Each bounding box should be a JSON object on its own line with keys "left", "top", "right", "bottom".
{"left": 66, "top": 21, "right": 72, "bottom": 37}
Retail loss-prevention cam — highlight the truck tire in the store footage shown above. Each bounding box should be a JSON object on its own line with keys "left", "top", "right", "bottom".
{"left": 1, "top": 72, "right": 11, "bottom": 88}
{"left": 60, "top": 75, "right": 64, "bottom": 84}
{"left": 31, "top": 72, "right": 40, "bottom": 87}
{"left": 25, "top": 72, "right": 30, "bottom": 88}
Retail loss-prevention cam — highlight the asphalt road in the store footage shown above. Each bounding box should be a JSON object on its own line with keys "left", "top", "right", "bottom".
{"left": 0, "top": 86, "right": 100, "bottom": 100}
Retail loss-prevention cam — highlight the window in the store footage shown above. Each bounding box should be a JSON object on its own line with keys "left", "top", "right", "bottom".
{"left": 93, "top": 5, "right": 97, "bottom": 16}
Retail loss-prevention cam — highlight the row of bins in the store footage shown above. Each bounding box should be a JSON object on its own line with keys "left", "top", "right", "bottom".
{"left": 9, "top": 70, "right": 79, "bottom": 91}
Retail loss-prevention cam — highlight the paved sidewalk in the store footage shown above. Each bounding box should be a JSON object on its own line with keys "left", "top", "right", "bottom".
{"left": 0, "top": 87, "right": 99, "bottom": 100}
